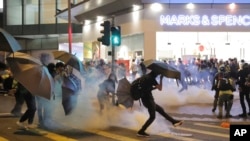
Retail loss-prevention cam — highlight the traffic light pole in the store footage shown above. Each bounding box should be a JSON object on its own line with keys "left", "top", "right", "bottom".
{"left": 111, "top": 16, "right": 115, "bottom": 74}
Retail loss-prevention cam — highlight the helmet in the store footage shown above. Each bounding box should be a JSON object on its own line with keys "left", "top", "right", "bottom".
{"left": 219, "top": 65, "right": 225, "bottom": 72}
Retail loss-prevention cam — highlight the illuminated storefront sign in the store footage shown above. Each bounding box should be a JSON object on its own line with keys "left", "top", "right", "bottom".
{"left": 160, "top": 14, "right": 250, "bottom": 26}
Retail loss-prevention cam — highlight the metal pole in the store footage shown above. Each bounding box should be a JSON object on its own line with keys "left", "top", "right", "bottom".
{"left": 111, "top": 16, "right": 115, "bottom": 74}
{"left": 68, "top": 0, "right": 72, "bottom": 54}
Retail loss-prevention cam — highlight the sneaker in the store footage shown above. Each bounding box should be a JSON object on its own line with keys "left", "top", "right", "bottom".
{"left": 173, "top": 120, "right": 183, "bottom": 127}
{"left": 26, "top": 124, "right": 37, "bottom": 129}
{"left": 16, "top": 121, "right": 24, "bottom": 127}
{"left": 217, "top": 115, "right": 223, "bottom": 119}
{"left": 212, "top": 108, "right": 216, "bottom": 112}
{"left": 238, "top": 113, "right": 247, "bottom": 118}
{"left": 137, "top": 131, "right": 150, "bottom": 137}
{"left": 225, "top": 114, "right": 233, "bottom": 118}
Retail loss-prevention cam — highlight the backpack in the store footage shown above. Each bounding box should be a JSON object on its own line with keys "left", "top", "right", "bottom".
{"left": 130, "top": 76, "right": 146, "bottom": 100}
{"left": 218, "top": 77, "right": 235, "bottom": 91}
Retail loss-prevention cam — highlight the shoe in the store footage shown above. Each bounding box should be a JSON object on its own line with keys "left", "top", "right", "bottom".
{"left": 238, "top": 113, "right": 247, "bottom": 118}
{"left": 225, "top": 114, "right": 233, "bottom": 118}
{"left": 173, "top": 120, "right": 183, "bottom": 127}
{"left": 16, "top": 121, "right": 24, "bottom": 127}
{"left": 137, "top": 131, "right": 150, "bottom": 137}
{"left": 212, "top": 108, "right": 216, "bottom": 112}
{"left": 217, "top": 115, "right": 223, "bottom": 119}
{"left": 26, "top": 124, "right": 37, "bottom": 129}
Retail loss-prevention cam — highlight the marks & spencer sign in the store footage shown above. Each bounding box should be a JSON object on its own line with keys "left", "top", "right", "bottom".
{"left": 160, "top": 14, "right": 250, "bottom": 26}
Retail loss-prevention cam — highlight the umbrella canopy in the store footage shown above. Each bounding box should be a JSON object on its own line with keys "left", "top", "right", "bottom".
{"left": 0, "top": 61, "right": 7, "bottom": 70}
{"left": 6, "top": 52, "right": 54, "bottom": 100}
{"left": 0, "top": 28, "right": 22, "bottom": 52}
{"left": 116, "top": 77, "right": 133, "bottom": 108}
{"left": 62, "top": 87, "right": 78, "bottom": 115}
{"left": 143, "top": 59, "right": 181, "bottom": 80}
{"left": 52, "top": 50, "right": 84, "bottom": 75}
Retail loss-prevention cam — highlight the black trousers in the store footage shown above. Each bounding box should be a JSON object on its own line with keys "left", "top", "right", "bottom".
{"left": 239, "top": 88, "right": 250, "bottom": 114}
{"left": 19, "top": 92, "right": 36, "bottom": 124}
{"left": 139, "top": 96, "right": 176, "bottom": 132}
{"left": 11, "top": 91, "right": 25, "bottom": 114}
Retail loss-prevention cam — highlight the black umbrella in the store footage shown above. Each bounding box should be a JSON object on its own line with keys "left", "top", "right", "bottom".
{"left": 143, "top": 59, "right": 181, "bottom": 80}
{"left": 0, "top": 62, "right": 7, "bottom": 70}
{"left": 0, "top": 28, "right": 22, "bottom": 52}
{"left": 116, "top": 77, "right": 133, "bottom": 108}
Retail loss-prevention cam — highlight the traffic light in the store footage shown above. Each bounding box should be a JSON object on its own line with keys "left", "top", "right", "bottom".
{"left": 111, "top": 26, "right": 121, "bottom": 46}
{"left": 97, "top": 21, "right": 110, "bottom": 46}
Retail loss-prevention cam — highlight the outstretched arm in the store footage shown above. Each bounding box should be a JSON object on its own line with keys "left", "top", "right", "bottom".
{"left": 155, "top": 75, "right": 164, "bottom": 91}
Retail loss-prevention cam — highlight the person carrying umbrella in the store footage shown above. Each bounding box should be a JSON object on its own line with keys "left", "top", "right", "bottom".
{"left": 136, "top": 71, "right": 183, "bottom": 137}
{"left": 16, "top": 82, "right": 37, "bottom": 129}
{"left": 97, "top": 73, "right": 117, "bottom": 114}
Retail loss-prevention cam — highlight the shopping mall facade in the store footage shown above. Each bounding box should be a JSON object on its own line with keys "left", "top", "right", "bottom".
{"left": 1, "top": 0, "right": 250, "bottom": 64}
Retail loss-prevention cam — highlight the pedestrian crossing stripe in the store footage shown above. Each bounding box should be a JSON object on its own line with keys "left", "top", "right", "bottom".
{"left": 194, "top": 123, "right": 229, "bottom": 130}
{"left": 158, "top": 133, "right": 201, "bottom": 141}
{"left": 84, "top": 129, "right": 140, "bottom": 141}
{"left": 36, "top": 122, "right": 230, "bottom": 140}
{"left": 0, "top": 137, "right": 8, "bottom": 141}
{"left": 171, "top": 126, "right": 229, "bottom": 138}
{"left": 32, "top": 128, "right": 77, "bottom": 141}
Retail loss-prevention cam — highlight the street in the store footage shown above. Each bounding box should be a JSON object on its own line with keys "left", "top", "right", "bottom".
{"left": 0, "top": 85, "right": 250, "bottom": 141}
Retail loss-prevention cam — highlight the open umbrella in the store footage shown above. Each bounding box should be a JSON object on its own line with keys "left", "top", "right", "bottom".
{"left": 6, "top": 52, "right": 54, "bottom": 100}
{"left": 143, "top": 59, "right": 181, "bottom": 80}
{"left": 0, "top": 61, "right": 7, "bottom": 70}
{"left": 52, "top": 50, "right": 84, "bottom": 75}
{"left": 0, "top": 28, "right": 22, "bottom": 52}
{"left": 116, "top": 77, "right": 133, "bottom": 108}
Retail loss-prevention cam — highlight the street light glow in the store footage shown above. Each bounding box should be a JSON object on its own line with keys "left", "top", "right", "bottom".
{"left": 0, "top": 0, "right": 3, "bottom": 8}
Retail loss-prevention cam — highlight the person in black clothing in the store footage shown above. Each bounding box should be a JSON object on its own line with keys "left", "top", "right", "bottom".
{"left": 211, "top": 66, "right": 227, "bottom": 112}
{"left": 97, "top": 73, "right": 117, "bottom": 114}
{"left": 16, "top": 82, "right": 37, "bottom": 128}
{"left": 137, "top": 71, "right": 183, "bottom": 137}
{"left": 236, "top": 63, "right": 250, "bottom": 118}
{"left": 139, "top": 59, "right": 147, "bottom": 76}
{"left": 11, "top": 82, "right": 25, "bottom": 117}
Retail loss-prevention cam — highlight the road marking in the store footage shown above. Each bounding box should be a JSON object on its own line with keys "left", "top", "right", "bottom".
{"left": 113, "top": 126, "right": 198, "bottom": 141}
{"left": 85, "top": 129, "right": 140, "bottom": 141}
{"left": 0, "top": 137, "right": 8, "bottom": 141}
{"left": 28, "top": 128, "right": 77, "bottom": 141}
{"left": 194, "top": 123, "right": 229, "bottom": 130}
{"left": 0, "top": 113, "right": 12, "bottom": 116}
{"left": 158, "top": 133, "right": 201, "bottom": 141}
{"left": 171, "top": 127, "right": 229, "bottom": 138}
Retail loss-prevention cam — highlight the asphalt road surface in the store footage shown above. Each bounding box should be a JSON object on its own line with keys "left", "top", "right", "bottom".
{"left": 1, "top": 91, "right": 250, "bottom": 141}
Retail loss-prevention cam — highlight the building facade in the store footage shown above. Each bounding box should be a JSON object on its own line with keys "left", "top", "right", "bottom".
{"left": 2, "top": 1, "right": 250, "bottom": 63}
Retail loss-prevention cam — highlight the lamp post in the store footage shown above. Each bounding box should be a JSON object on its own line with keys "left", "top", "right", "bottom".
{"left": 111, "top": 16, "right": 115, "bottom": 74}
{"left": 68, "top": 0, "right": 72, "bottom": 54}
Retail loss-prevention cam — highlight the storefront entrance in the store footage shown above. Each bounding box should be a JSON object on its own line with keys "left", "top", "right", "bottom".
{"left": 156, "top": 32, "right": 250, "bottom": 63}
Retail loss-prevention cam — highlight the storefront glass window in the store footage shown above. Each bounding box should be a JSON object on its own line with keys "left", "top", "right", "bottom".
{"left": 24, "top": 0, "right": 39, "bottom": 25}
{"left": 116, "top": 34, "right": 144, "bottom": 60}
{"left": 6, "top": 0, "right": 22, "bottom": 25}
{"left": 41, "top": 0, "right": 56, "bottom": 24}
{"left": 57, "top": 0, "right": 68, "bottom": 23}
